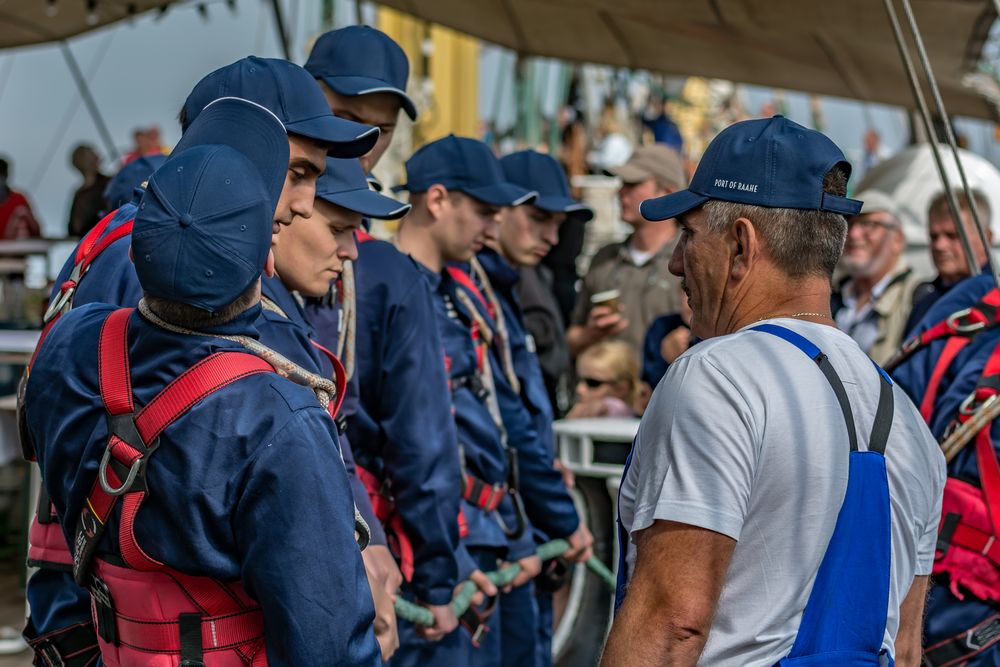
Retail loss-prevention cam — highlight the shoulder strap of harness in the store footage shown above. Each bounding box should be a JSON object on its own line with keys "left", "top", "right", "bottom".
{"left": 73, "top": 308, "right": 275, "bottom": 585}
{"left": 447, "top": 266, "right": 492, "bottom": 317}
{"left": 42, "top": 209, "right": 134, "bottom": 327}
{"left": 886, "top": 288, "right": 1000, "bottom": 373}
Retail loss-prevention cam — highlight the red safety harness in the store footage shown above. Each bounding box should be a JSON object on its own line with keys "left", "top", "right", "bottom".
{"left": 27, "top": 210, "right": 137, "bottom": 569}
{"left": 22, "top": 210, "right": 134, "bottom": 667}
{"left": 74, "top": 308, "right": 276, "bottom": 666}
{"left": 445, "top": 267, "right": 517, "bottom": 515}
{"left": 931, "top": 344, "right": 1000, "bottom": 603}
{"left": 908, "top": 296, "right": 1000, "bottom": 663}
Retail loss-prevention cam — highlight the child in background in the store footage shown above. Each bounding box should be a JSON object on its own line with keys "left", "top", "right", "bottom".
{"left": 567, "top": 340, "right": 641, "bottom": 418}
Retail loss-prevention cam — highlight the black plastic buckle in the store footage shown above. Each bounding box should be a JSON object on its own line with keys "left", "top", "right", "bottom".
{"left": 90, "top": 576, "right": 118, "bottom": 646}
{"left": 460, "top": 594, "right": 499, "bottom": 648}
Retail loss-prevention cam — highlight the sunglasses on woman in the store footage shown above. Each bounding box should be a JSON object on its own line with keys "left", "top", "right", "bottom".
{"left": 579, "top": 376, "right": 614, "bottom": 389}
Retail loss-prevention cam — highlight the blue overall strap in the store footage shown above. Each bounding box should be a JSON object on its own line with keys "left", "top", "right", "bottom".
{"left": 752, "top": 324, "right": 895, "bottom": 667}
{"left": 614, "top": 447, "right": 635, "bottom": 613}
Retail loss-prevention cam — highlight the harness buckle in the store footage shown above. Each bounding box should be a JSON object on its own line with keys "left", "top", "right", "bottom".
{"left": 948, "top": 307, "right": 987, "bottom": 334}
{"left": 90, "top": 576, "right": 118, "bottom": 646}
{"left": 967, "top": 628, "right": 983, "bottom": 651}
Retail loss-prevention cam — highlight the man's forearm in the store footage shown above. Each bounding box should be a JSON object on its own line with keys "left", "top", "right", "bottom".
{"left": 601, "top": 589, "right": 709, "bottom": 667}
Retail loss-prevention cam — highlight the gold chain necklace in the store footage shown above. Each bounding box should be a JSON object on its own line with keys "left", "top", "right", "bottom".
{"left": 755, "top": 311, "right": 831, "bottom": 323}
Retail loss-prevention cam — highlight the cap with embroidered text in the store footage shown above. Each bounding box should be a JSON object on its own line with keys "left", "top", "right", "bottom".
{"left": 182, "top": 56, "right": 379, "bottom": 158}
{"left": 396, "top": 135, "right": 536, "bottom": 207}
{"left": 640, "top": 115, "right": 862, "bottom": 222}
{"left": 501, "top": 150, "right": 594, "bottom": 223}
{"left": 305, "top": 25, "right": 417, "bottom": 121}
{"left": 317, "top": 158, "right": 410, "bottom": 220}
{"left": 132, "top": 145, "right": 276, "bottom": 312}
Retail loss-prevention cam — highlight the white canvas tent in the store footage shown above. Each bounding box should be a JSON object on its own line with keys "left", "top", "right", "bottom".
{"left": 377, "top": 0, "right": 1000, "bottom": 119}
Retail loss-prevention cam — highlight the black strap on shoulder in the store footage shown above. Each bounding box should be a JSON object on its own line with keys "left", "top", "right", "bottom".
{"left": 868, "top": 370, "right": 894, "bottom": 455}
{"left": 815, "top": 353, "right": 860, "bottom": 452}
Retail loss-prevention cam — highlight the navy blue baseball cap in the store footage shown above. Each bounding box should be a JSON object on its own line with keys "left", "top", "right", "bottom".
{"left": 317, "top": 158, "right": 410, "bottom": 220}
{"left": 174, "top": 97, "right": 290, "bottom": 211}
{"left": 104, "top": 154, "right": 168, "bottom": 209}
{"left": 397, "top": 135, "right": 537, "bottom": 207}
{"left": 132, "top": 145, "right": 275, "bottom": 312}
{"left": 501, "top": 150, "right": 594, "bottom": 223}
{"left": 640, "top": 115, "right": 862, "bottom": 222}
{"left": 182, "top": 56, "right": 379, "bottom": 158}
{"left": 306, "top": 25, "right": 417, "bottom": 121}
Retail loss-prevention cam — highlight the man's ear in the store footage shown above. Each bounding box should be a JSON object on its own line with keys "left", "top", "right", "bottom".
{"left": 264, "top": 249, "right": 275, "bottom": 278}
{"left": 729, "top": 217, "right": 757, "bottom": 280}
{"left": 425, "top": 184, "right": 449, "bottom": 221}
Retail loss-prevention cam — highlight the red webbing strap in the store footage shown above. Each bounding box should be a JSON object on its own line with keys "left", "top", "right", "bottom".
{"left": 976, "top": 428, "right": 1000, "bottom": 539}
{"left": 890, "top": 289, "right": 1000, "bottom": 372}
{"left": 133, "top": 352, "right": 273, "bottom": 443}
{"left": 118, "top": 352, "right": 274, "bottom": 573}
{"left": 98, "top": 309, "right": 135, "bottom": 416}
{"left": 113, "top": 607, "right": 264, "bottom": 654}
{"left": 75, "top": 210, "right": 118, "bottom": 263}
{"left": 921, "top": 336, "right": 970, "bottom": 422}
{"left": 447, "top": 266, "right": 492, "bottom": 317}
{"left": 310, "top": 340, "right": 348, "bottom": 418}
{"left": 943, "top": 517, "right": 1000, "bottom": 566}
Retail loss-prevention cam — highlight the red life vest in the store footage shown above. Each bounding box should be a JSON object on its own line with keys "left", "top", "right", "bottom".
{"left": 74, "top": 308, "right": 277, "bottom": 666}
{"left": 27, "top": 209, "right": 134, "bottom": 571}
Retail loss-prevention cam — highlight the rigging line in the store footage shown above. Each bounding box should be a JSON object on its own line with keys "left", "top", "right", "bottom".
{"left": 881, "top": 0, "right": 980, "bottom": 279}
{"left": 899, "top": 0, "right": 1000, "bottom": 289}
{"left": 30, "top": 32, "right": 116, "bottom": 193}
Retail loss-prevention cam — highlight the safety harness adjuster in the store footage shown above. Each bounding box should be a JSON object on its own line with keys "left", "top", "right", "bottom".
{"left": 90, "top": 576, "right": 118, "bottom": 646}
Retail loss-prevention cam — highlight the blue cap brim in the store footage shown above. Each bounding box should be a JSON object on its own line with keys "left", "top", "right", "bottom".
{"left": 173, "top": 99, "right": 289, "bottom": 212}
{"left": 534, "top": 195, "right": 595, "bottom": 223}
{"left": 285, "top": 114, "right": 380, "bottom": 159}
{"left": 465, "top": 183, "right": 537, "bottom": 207}
{"left": 640, "top": 189, "right": 710, "bottom": 222}
{"left": 318, "top": 187, "right": 411, "bottom": 220}
{"left": 319, "top": 74, "right": 418, "bottom": 121}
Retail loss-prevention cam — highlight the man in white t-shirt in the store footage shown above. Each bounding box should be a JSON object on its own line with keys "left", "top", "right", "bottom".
{"left": 601, "top": 116, "right": 946, "bottom": 667}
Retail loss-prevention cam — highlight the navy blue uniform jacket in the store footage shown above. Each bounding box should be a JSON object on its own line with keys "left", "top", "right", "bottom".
{"left": 892, "top": 272, "right": 1000, "bottom": 660}
{"left": 473, "top": 249, "right": 579, "bottom": 539}
{"left": 349, "top": 239, "right": 461, "bottom": 605}
{"left": 27, "top": 201, "right": 141, "bottom": 642}
{"left": 259, "top": 274, "right": 385, "bottom": 546}
{"left": 24, "top": 304, "right": 381, "bottom": 666}
{"left": 430, "top": 262, "right": 537, "bottom": 561}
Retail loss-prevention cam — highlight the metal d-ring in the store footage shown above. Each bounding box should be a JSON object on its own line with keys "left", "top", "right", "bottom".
{"left": 947, "top": 308, "right": 986, "bottom": 334}
{"left": 98, "top": 447, "right": 141, "bottom": 496}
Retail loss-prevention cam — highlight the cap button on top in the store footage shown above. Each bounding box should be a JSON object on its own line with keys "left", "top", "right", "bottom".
{"left": 179, "top": 213, "right": 195, "bottom": 227}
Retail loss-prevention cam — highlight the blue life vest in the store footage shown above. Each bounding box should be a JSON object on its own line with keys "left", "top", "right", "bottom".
{"left": 615, "top": 324, "right": 895, "bottom": 666}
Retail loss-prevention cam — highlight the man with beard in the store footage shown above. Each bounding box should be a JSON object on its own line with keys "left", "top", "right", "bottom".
{"left": 833, "top": 190, "right": 924, "bottom": 364}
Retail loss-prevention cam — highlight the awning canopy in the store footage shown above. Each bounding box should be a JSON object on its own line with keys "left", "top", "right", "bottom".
{"left": 377, "top": 0, "right": 1000, "bottom": 119}
{"left": 0, "top": 1, "right": 177, "bottom": 50}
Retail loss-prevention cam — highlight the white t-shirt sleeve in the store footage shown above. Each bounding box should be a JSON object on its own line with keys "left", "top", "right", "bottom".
{"left": 915, "top": 447, "right": 946, "bottom": 576}
{"left": 630, "top": 354, "right": 759, "bottom": 542}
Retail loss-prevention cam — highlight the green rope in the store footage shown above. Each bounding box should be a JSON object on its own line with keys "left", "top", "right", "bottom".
{"left": 394, "top": 539, "right": 616, "bottom": 626}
